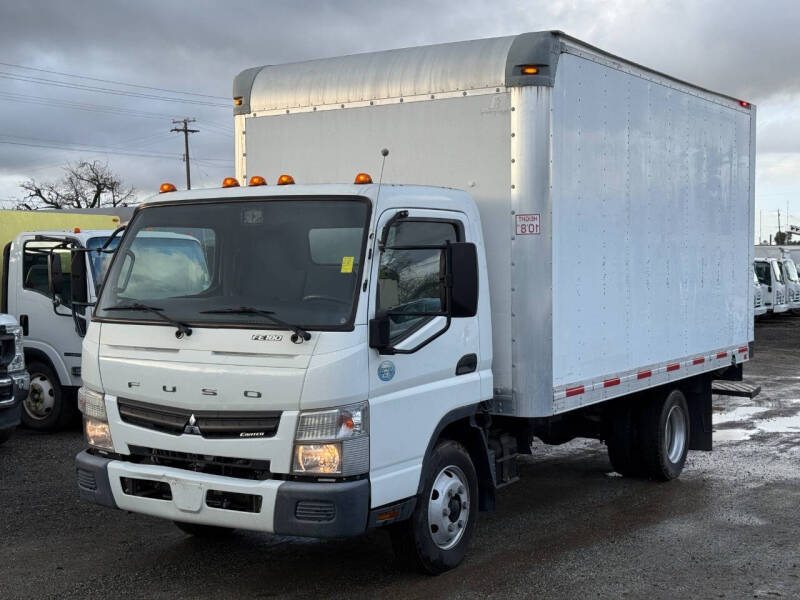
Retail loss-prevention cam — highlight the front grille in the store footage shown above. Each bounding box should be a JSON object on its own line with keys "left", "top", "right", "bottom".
{"left": 206, "top": 489, "right": 262, "bottom": 513}
{"left": 0, "top": 333, "right": 14, "bottom": 368}
{"left": 295, "top": 500, "right": 336, "bottom": 522}
{"left": 120, "top": 477, "right": 172, "bottom": 500}
{"left": 0, "top": 380, "right": 12, "bottom": 401}
{"left": 117, "top": 397, "right": 281, "bottom": 439}
{"left": 128, "top": 446, "right": 272, "bottom": 480}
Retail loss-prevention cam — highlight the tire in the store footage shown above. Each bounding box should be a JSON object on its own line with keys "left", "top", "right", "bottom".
{"left": 21, "top": 361, "right": 74, "bottom": 432}
{"left": 0, "top": 428, "right": 12, "bottom": 445}
{"left": 390, "top": 439, "right": 479, "bottom": 574}
{"left": 173, "top": 521, "right": 235, "bottom": 538}
{"left": 639, "top": 389, "right": 690, "bottom": 481}
{"left": 606, "top": 401, "right": 645, "bottom": 477}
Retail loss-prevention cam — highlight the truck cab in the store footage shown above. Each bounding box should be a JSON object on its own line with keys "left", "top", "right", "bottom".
{"left": 0, "top": 313, "right": 30, "bottom": 444}
{"left": 778, "top": 258, "right": 800, "bottom": 309}
{"left": 2, "top": 229, "right": 116, "bottom": 430}
{"left": 753, "top": 268, "right": 766, "bottom": 317}
{"left": 754, "top": 258, "right": 788, "bottom": 313}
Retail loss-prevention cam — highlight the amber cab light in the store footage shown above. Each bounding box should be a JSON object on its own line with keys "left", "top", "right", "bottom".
{"left": 520, "top": 65, "right": 540, "bottom": 75}
{"left": 159, "top": 182, "right": 177, "bottom": 194}
{"left": 248, "top": 175, "right": 267, "bottom": 186}
{"left": 73, "top": 227, "right": 81, "bottom": 233}
{"left": 234, "top": 97, "right": 243, "bottom": 106}
{"left": 277, "top": 174, "right": 295, "bottom": 185}
{"left": 222, "top": 177, "right": 240, "bottom": 188}
{"left": 354, "top": 172, "right": 373, "bottom": 184}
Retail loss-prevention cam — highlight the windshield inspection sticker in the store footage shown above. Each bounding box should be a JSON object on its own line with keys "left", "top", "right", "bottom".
{"left": 378, "top": 360, "right": 396, "bottom": 382}
{"left": 341, "top": 256, "right": 354, "bottom": 273}
{"left": 515, "top": 213, "right": 540, "bottom": 235}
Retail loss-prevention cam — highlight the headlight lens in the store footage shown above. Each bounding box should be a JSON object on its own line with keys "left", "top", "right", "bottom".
{"left": 293, "top": 443, "right": 342, "bottom": 474}
{"left": 293, "top": 401, "right": 368, "bottom": 476}
{"left": 84, "top": 417, "right": 114, "bottom": 451}
{"left": 7, "top": 325, "right": 24, "bottom": 372}
{"left": 78, "top": 386, "right": 114, "bottom": 451}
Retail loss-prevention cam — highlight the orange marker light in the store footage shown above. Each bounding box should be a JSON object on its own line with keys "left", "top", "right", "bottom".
{"left": 521, "top": 65, "right": 540, "bottom": 75}
{"left": 222, "top": 177, "right": 240, "bottom": 188}
{"left": 234, "top": 97, "right": 243, "bottom": 106}
{"left": 277, "top": 174, "right": 295, "bottom": 185}
{"left": 73, "top": 227, "right": 81, "bottom": 233}
{"left": 159, "top": 182, "right": 177, "bottom": 194}
{"left": 354, "top": 172, "right": 373, "bottom": 184}
{"left": 248, "top": 175, "right": 267, "bottom": 186}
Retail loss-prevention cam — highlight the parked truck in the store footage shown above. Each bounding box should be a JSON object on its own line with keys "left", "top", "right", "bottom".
{"left": 2, "top": 229, "right": 118, "bottom": 430}
{"left": 0, "top": 313, "right": 30, "bottom": 445}
{"left": 754, "top": 257, "right": 789, "bottom": 314}
{"left": 74, "top": 31, "right": 754, "bottom": 573}
{"left": 755, "top": 245, "right": 800, "bottom": 310}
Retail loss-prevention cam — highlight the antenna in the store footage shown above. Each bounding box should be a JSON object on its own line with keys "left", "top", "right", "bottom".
{"left": 376, "top": 147, "right": 389, "bottom": 204}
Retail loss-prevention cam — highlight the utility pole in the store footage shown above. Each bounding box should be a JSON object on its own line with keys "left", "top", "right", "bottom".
{"left": 171, "top": 118, "right": 198, "bottom": 189}
{"left": 777, "top": 209, "right": 782, "bottom": 244}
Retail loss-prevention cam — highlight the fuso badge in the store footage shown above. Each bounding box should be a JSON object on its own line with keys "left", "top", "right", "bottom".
{"left": 377, "top": 360, "right": 396, "bottom": 382}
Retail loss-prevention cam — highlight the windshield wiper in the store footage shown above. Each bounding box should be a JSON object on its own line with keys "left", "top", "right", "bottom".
{"left": 104, "top": 302, "right": 193, "bottom": 337}
{"left": 200, "top": 306, "right": 311, "bottom": 341}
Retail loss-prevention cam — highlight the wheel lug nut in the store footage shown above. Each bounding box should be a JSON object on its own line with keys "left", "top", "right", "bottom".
{"left": 442, "top": 508, "right": 449, "bottom": 516}
{"left": 458, "top": 520, "right": 464, "bottom": 528}
{"left": 448, "top": 524, "right": 455, "bottom": 532}
{"left": 458, "top": 485, "right": 465, "bottom": 494}
{"left": 447, "top": 489, "right": 454, "bottom": 497}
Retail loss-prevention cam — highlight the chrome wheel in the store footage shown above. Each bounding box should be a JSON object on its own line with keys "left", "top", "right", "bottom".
{"left": 25, "top": 372, "right": 56, "bottom": 420}
{"left": 427, "top": 465, "right": 470, "bottom": 550}
{"left": 665, "top": 404, "right": 687, "bottom": 464}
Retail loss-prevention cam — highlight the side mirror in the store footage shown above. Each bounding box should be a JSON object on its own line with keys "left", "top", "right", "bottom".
{"left": 368, "top": 312, "right": 391, "bottom": 351}
{"left": 70, "top": 250, "right": 88, "bottom": 307}
{"left": 48, "top": 252, "right": 65, "bottom": 297}
{"left": 447, "top": 243, "right": 479, "bottom": 318}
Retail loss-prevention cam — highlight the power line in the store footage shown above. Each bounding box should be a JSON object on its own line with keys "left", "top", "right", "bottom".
{"left": 0, "top": 71, "right": 228, "bottom": 107}
{"left": 0, "top": 60, "right": 228, "bottom": 100}
{"left": 0, "top": 89, "right": 189, "bottom": 120}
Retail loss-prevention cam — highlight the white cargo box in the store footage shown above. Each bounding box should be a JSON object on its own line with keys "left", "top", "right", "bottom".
{"left": 233, "top": 31, "right": 755, "bottom": 418}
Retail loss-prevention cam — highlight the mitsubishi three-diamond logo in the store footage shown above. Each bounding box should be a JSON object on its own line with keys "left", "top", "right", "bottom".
{"left": 183, "top": 413, "right": 202, "bottom": 435}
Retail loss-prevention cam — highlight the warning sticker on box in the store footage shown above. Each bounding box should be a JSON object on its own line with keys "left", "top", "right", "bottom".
{"left": 515, "top": 214, "right": 540, "bottom": 235}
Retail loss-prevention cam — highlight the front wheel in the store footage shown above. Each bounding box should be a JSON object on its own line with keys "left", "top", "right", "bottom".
{"left": 390, "top": 439, "right": 479, "bottom": 574}
{"left": 22, "top": 361, "right": 74, "bottom": 431}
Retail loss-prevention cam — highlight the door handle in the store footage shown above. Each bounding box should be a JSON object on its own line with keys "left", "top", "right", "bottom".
{"left": 455, "top": 353, "right": 477, "bottom": 375}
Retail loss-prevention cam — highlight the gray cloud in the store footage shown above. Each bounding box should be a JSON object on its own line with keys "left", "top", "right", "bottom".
{"left": 1, "top": 0, "right": 799, "bottom": 206}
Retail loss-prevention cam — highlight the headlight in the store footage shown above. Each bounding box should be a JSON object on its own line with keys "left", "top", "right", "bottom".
{"left": 78, "top": 386, "right": 114, "bottom": 451}
{"left": 293, "top": 401, "right": 368, "bottom": 476}
{"left": 7, "top": 325, "right": 24, "bottom": 372}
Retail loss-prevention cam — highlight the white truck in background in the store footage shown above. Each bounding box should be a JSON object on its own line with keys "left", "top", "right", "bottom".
{"left": 754, "top": 257, "right": 789, "bottom": 314}
{"left": 0, "top": 313, "right": 29, "bottom": 445}
{"left": 74, "top": 32, "right": 754, "bottom": 573}
{"left": 753, "top": 267, "right": 767, "bottom": 317}
{"left": 1, "top": 229, "right": 119, "bottom": 430}
{"left": 755, "top": 245, "right": 800, "bottom": 310}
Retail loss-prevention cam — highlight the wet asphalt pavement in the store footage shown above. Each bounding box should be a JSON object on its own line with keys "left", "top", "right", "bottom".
{"left": 1, "top": 316, "right": 799, "bottom": 599}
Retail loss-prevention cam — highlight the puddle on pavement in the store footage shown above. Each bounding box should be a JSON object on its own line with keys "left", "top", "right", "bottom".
{"left": 713, "top": 403, "right": 800, "bottom": 442}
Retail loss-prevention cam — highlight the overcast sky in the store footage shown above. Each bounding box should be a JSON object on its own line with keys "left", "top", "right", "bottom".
{"left": 1, "top": 0, "right": 799, "bottom": 239}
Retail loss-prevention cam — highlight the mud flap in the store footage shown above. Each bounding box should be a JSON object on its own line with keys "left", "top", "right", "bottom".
{"left": 686, "top": 374, "right": 712, "bottom": 451}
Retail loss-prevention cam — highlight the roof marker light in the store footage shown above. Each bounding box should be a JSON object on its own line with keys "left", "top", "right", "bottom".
{"left": 234, "top": 97, "right": 243, "bottom": 106}
{"left": 222, "top": 177, "right": 240, "bottom": 188}
{"left": 159, "top": 182, "right": 177, "bottom": 194}
{"left": 520, "top": 65, "right": 540, "bottom": 75}
{"left": 739, "top": 100, "right": 750, "bottom": 108}
{"left": 248, "top": 175, "right": 267, "bottom": 186}
{"left": 354, "top": 172, "right": 373, "bottom": 184}
{"left": 73, "top": 227, "right": 81, "bottom": 233}
{"left": 277, "top": 174, "right": 295, "bottom": 185}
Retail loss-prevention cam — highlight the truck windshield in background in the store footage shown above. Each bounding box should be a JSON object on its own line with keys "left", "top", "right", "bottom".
{"left": 755, "top": 262, "right": 771, "bottom": 286}
{"left": 784, "top": 259, "right": 799, "bottom": 282}
{"left": 94, "top": 198, "right": 370, "bottom": 329}
{"left": 86, "top": 236, "right": 118, "bottom": 291}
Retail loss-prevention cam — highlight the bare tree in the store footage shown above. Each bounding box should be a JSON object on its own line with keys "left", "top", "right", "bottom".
{"left": 16, "top": 160, "right": 135, "bottom": 210}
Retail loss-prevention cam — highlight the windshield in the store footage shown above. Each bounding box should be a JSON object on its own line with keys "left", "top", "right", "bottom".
{"left": 784, "top": 259, "right": 799, "bottom": 282}
{"left": 755, "top": 262, "right": 770, "bottom": 285}
{"left": 95, "top": 197, "right": 370, "bottom": 330}
{"left": 86, "top": 236, "right": 119, "bottom": 292}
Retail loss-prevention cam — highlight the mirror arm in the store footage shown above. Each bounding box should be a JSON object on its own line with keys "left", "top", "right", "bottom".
{"left": 378, "top": 210, "right": 409, "bottom": 252}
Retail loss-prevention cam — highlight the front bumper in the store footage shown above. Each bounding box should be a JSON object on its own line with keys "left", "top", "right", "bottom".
{"left": 0, "top": 372, "right": 30, "bottom": 430}
{"left": 75, "top": 450, "right": 370, "bottom": 538}
{"left": 772, "top": 303, "right": 789, "bottom": 313}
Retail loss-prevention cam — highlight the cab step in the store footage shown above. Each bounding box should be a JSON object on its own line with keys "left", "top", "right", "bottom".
{"left": 711, "top": 380, "right": 761, "bottom": 399}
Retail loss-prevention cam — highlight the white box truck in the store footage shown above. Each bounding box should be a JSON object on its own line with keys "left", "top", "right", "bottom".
{"left": 0, "top": 313, "right": 29, "bottom": 444}
{"left": 2, "top": 229, "right": 119, "bottom": 430}
{"left": 74, "top": 31, "right": 754, "bottom": 573}
{"left": 754, "top": 245, "right": 800, "bottom": 310}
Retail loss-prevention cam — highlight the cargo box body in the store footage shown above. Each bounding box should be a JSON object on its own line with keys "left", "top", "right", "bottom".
{"left": 234, "top": 31, "right": 755, "bottom": 418}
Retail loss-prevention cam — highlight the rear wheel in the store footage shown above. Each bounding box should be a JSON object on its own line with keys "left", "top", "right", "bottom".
{"left": 390, "top": 439, "right": 478, "bottom": 574}
{"left": 22, "top": 361, "right": 74, "bottom": 431}
{"left": 173, "top": 521, "right": 235, "bottom": 538}
{"left": 640, "top": 389, "right": 690, "bottom": 481}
